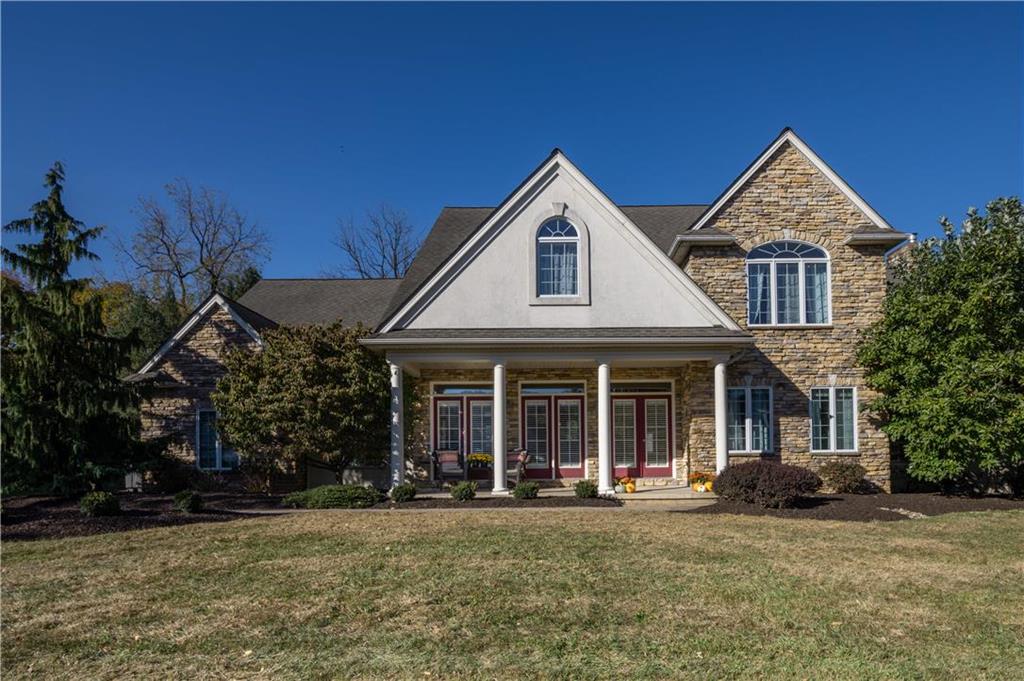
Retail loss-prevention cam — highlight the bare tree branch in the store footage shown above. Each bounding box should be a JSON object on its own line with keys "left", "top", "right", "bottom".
{"left": 116, "top": 179, "right": 269, "bottom": 311}
{"left": 330, "top": 204, "right": 420, "bottom": 279}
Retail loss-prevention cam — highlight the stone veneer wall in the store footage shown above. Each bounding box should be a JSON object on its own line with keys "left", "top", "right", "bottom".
{"left": 684, "top": 141, "right": 892, "bottom": 489}
{"left": 139, "top": 306, "right": 303, "bottom": 492}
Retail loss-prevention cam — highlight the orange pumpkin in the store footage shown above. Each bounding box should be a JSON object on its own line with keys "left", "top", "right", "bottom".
{"left": 625, "top": 482, "right": 637, "bottom": 493}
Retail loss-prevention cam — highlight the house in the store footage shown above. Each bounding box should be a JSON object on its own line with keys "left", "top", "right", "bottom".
{"left": 132, "top": 128, "right": 911, "bottom": 493}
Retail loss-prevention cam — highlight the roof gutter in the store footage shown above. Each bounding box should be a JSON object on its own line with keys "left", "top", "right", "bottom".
{"left": 842, "top": 231, "right": 915, "bottom": 246}
{"left": 361, "top": 334, "right": 755, "bottom": 349}
{"left": 668, "top": 232, "right": 738, "bottom": 264}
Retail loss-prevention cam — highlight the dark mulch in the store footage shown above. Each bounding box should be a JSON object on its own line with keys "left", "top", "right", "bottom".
{"left": 689, "top": 492, "right": 1024, "bottom": 522}
{"left": 375, "top": 496, "right": 622, "bottom": 510}
{"left": 1, "top": 492, "right": 284, "bottom": 542}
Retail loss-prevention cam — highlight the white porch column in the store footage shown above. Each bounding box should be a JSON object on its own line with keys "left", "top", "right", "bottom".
{"left": 714, "top": 360, "right": 728, "bottom": 473}
{"left": 597, "top": 362, "right": 614, "bottom": 494}
{"left": 389, "top": 362, "right": 404, "bottom": 488}
{"left": 491, "top": 361, "right": 509, "bottom": 495}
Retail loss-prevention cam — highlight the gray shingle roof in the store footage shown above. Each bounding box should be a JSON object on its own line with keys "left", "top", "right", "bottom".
{"left": 239, "top": 278, "right": 402, "bottom": 328}
{"left": 379, "top": 204, "right": 708, "bottom": 327}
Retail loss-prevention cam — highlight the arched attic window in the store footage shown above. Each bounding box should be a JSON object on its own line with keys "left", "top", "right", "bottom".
{"left": 536, "top": 218, "right": 579, "bottom": 296}
{"left": 746, "top": 240, "right": 831, "bottom": 325}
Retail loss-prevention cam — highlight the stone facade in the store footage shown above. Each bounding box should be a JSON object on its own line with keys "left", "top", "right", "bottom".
{"left": 139, "top": 305, "right": 303, "bottom": 492}
{"left": 683, "top": 141, "right": 892, "bottom": 488}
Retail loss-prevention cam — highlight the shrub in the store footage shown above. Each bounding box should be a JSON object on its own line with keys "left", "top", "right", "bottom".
{"left": 390, "top": 483, "right": 417, "bottom": 503}
{"left": 173, "top": 490, "right": 204, "bottom": 513}
{"left": 715, "top": 461, "right": 822, "bottom": 508}
{"left": 513, "top": 481, "right": 540, "bottom": 499}
{"left": 79, "top": 491, "right": 121, "bottom": 517}
{"left": 282, "top": 485, "right": 384, "bottom": 509}
{"left": 818, "top": 460, "right": 867, "bottom": 493}
{"left": 450, "top": 481, "right": 477, "bottom": 502}
{"left": 573, "top": 479, "right": 598, "bottom": 499}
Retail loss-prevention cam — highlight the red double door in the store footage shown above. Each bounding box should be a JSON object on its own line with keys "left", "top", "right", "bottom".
{"left": 519, "top": 395, "right": 586, "bottom": 479}
{"left": 611, "top": 396, "right": 673, "bottom": 478}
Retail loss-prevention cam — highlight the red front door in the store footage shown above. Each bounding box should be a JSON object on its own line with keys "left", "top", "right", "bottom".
{"left": 612, "top": 396, "right": 672, "bottom": 479}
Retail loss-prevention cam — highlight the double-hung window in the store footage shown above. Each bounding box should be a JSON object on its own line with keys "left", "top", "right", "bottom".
{"left": 810, "top": 387, "right": 857, "bottom": 452}
{"left": 196, "top": 409, "right": 239, "bottom": 471}
{"left": 747, "top": 240, "right": 831, "bottom": 326}
{"left": 727, "top": 386, "right": 772, "bottom": 453}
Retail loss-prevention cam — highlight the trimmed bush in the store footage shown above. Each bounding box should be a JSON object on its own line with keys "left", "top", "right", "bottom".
{"left": 450, "top": 481, "right": 477, "bottom": 502}
{"left": 573, "top": 479, "right": 598, "bottom": 499}
{"left": 819, "top": 460, "right": 868, "bottom": 493}
{"left": 512, "top": 481, "right": 540, "bottom": 499}
{"left": 390, "top": 483, "right": 417, "bottom": 503}
{"left": 715, "top": 460, "right": 822, "bottom": 508}
{"left": 283, "top": 485, "right": 384, "bottom": 509}
{"left": 79, "top": 491, "right": 121, "bottom": 517}
{"left": 173, "top": 490, "right": 204, "bottom": 513}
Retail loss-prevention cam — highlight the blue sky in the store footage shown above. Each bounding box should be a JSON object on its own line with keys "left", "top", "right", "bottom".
{"left": 3, "top": 2, "right": 1022, "bottom": 280}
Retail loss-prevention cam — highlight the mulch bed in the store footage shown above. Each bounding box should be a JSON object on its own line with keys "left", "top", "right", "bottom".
{"left": 1, "top": 492, "right": 284, "bottom": 542}
{"left": 689, "top": 492, "right": 1024, "bottom": 522}
{"left": 372, "top": 496, "right": 622, "bottom": 510}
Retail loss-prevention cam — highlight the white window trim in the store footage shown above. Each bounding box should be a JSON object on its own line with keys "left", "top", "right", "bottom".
{"left": 746, "top": 243, "right": 833, "bottom": 328}
{"left": 727, "top": 385, "right": 773, "bottom": 454}
{"left": 536, "top": 227, "right": 580, "bottom": 298}
{"left": 195, "top": 408, "right": 236, "bottom": 472}
{"left": 809, "top": 386, "right": 859, "bottom": 453}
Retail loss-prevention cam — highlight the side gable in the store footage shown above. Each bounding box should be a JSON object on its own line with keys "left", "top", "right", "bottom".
{"left": 137, "top": 293, "right": 268, "bottom": 376}
{"left": 378, "top": 150, "right": 741, "bottom": 333}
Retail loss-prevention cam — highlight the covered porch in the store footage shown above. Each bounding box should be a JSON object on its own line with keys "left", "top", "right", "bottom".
{"left": 363, "top": 330, "right": 753, "bottom": 495}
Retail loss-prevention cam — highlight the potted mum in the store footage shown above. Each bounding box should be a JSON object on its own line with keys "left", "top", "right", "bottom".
{"left": 467, "top": 453, "right": 493, "bottom": 470}
{"left": 615, "top": 476, "right": 636, "bottom": 493}
{"left": 688, "top": 471, "right": 715, "bottom": 493}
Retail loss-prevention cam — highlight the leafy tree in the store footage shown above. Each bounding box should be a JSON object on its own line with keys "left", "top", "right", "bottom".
{"left": 858, "top": 197, "right": 1024, "bottom": 494}
{"left": 1, "top": 163, "right": 142, "bottom": 494}
{"left": 77, "top": 281, "right": 184, "bottom": 368}
{"left": 221, "top": 266, "right": 262, "bottom": 300}
{"left": 212, "top": 322, "right": 390, "bottom": 492}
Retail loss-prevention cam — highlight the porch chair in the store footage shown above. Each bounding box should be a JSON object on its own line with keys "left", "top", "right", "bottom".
{"left": 506, "top": 449, "right": 530, "bottom": 489}
{"left": 431, "top": 450, "right": 465, "bottom": 484}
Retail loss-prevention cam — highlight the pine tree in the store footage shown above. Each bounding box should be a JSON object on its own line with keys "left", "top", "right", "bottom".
{"left": 2, "top": 162, "right": 141, "bottom": 494}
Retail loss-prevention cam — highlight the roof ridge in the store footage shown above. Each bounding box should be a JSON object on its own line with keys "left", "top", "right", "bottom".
{"left": 255, "top": 277, "right": 402, "bottom": 282}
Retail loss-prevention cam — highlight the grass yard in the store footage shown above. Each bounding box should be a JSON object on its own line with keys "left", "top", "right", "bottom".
{"left": 3, "top": 509, "right": 1023, "bottom": 680}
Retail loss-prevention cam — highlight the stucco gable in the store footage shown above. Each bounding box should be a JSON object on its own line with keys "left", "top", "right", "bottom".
{"left": 380, "top": 151, "right": 740, "bottom": 333}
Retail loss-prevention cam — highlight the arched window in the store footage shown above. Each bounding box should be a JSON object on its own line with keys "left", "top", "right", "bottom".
{"left": 746, "top": 240, "right": 830, "bottom": 325}
{"left": 536, "top": 218, "right": 579, "bottom": 296}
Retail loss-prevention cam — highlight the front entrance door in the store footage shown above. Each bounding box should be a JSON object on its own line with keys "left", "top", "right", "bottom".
{"left": 612, "top": 396, "right": 672, "bottom": 478}
{"left": 520, "top": 395, "right": 586, "bottom": 479}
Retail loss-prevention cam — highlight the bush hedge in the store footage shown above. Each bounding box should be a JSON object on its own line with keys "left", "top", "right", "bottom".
{"left": 715, "top": 460, "right": 822, "bottom": 508}
{"left": 449, "top": 481, "right": 477, "bottom": 502}
{"left": 79, "top": 491, "right": 121, "bottom": 517}
{"left": 173, "top": 490, "right": 204, "bottom": 513}
{"left": 512, "top": 481, "right": 540, "bottom": 499}
{"left": 818, "top": 460, "right": 867, "bottom": 493}
{"left": 573, "top": 479, "right": 598, "bottom": 499}
{"left": 390, "top": 483, "right": 417, "bottom": 503}
{"left": 283, "top": 484, "right": 384, "bottom": 509}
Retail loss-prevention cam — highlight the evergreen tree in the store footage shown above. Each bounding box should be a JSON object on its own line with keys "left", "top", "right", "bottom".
{"left": 2, "top": 162, "right": 141, "bottom": 494}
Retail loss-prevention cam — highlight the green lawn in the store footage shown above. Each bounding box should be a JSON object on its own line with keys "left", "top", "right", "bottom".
{"left": 3, "top": 509, "right": 1023, "bottom": 680}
